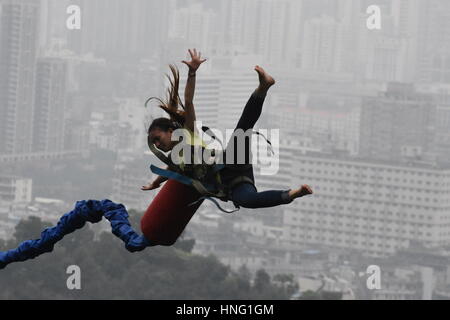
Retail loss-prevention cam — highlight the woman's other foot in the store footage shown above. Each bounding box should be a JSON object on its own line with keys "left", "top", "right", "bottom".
{"left": 255, "top": 65, "right": 275, "bottom": 94}
{"left": 289, "top": 185, "right": 313, "bottom": 200}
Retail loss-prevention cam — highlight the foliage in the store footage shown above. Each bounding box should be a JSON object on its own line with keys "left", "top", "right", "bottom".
{"left": 298, "top": 290, "right": 343, "bottom": 300}
{"left": 0, "top": 214, "right": 290, "bottom": 300}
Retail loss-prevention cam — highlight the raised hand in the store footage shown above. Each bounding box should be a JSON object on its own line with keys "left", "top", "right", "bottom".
{"left": 181, "top": 48, "right": 207, "bottom": 73}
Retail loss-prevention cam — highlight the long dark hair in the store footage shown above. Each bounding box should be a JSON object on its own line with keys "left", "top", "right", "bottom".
{"left": 148, "top": 117, "right": 180, "bottom": 133}
{"left": 146, "top": 64, "right": 186, "bottom": 133}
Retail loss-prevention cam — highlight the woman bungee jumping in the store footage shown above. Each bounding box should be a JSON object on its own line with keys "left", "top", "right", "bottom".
{"left": 0, "top": 49, "right": 313, "bottom": 270}
{"left": 143, "top": 49, "right": 313, "bottom": 212}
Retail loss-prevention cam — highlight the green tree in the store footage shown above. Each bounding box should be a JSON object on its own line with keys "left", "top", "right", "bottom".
{"left": 254, "top": 269, "right": 271, "bottom": 291}
{"left": 273, "top": 274, "right": 299, "bottom": 298}
{"left": 13, "top": 216, "right": 52, "bottom": 246}
{"left": 299, "top": 290, "right": 321, "bottom": 300}
{"left": 0, "top": 211, "right": 292, "bottom": 300}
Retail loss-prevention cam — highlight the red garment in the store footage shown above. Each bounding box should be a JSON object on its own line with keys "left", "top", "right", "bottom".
{"left": 140, "top": 179, "right": 203, "bottom": 246}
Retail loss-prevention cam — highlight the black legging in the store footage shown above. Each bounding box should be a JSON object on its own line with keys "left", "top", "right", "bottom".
{"left": 223, "top": 92, "right": 292, "bottom": 209}
{"left": 225, "top": 93, "right": 265, "bottom": 174}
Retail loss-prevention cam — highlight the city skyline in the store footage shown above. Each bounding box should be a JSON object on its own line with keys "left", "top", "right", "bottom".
{"left": 1, "top": 0, "right": 450, "bottom": 300}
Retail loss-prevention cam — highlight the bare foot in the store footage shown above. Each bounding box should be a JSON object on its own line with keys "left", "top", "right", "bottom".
{"left": 288, "top": 185, "right": 313, "bottom": 200}
{"left": 255, "top": 65, "right": 275, "bottom": 91}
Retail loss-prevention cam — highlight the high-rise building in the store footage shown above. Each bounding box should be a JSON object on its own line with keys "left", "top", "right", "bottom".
{"left": 169, "top": 2, "right": 216, "bottom": 52}
{"left": 359, "top": 83, "right": 437, "bottom": 163}
{"left": 0, "top": 175, "right": 32, "bottom": 203}
{"left": 416, "top": 0, "right": 450, "bottom": 83}
{"left": 38, "top": 0, "right": 71, "bottom": 52}
{"left": 67, "top": 0, "right": 172, "bottom": 59}
{"left": 215, "top": 0, "right": 303, "bottom": 67}
{"left": 387, "top": 0, "right": 450, "bottom": 84}
{"left": 362, "top": 35, "right": 410, "bottom": 82}
{"left": 32, "top": 57, "right": 67, "bottom": 153}
{"left": 0, "top": 0, "right": 40, "bottom": 155}
{"left": 283, "top": 152, "right": 450, "bottom": 257}
{"left": 301, "top": 15, "right": 337, "bottom": 73}
{"left": 301, "top": 15, "right": 354, "bottom": 75}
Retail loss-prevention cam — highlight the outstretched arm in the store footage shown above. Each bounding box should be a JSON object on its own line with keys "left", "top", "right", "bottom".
{"left": 182, "top": 49, "right": 206, "bottom": 132}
